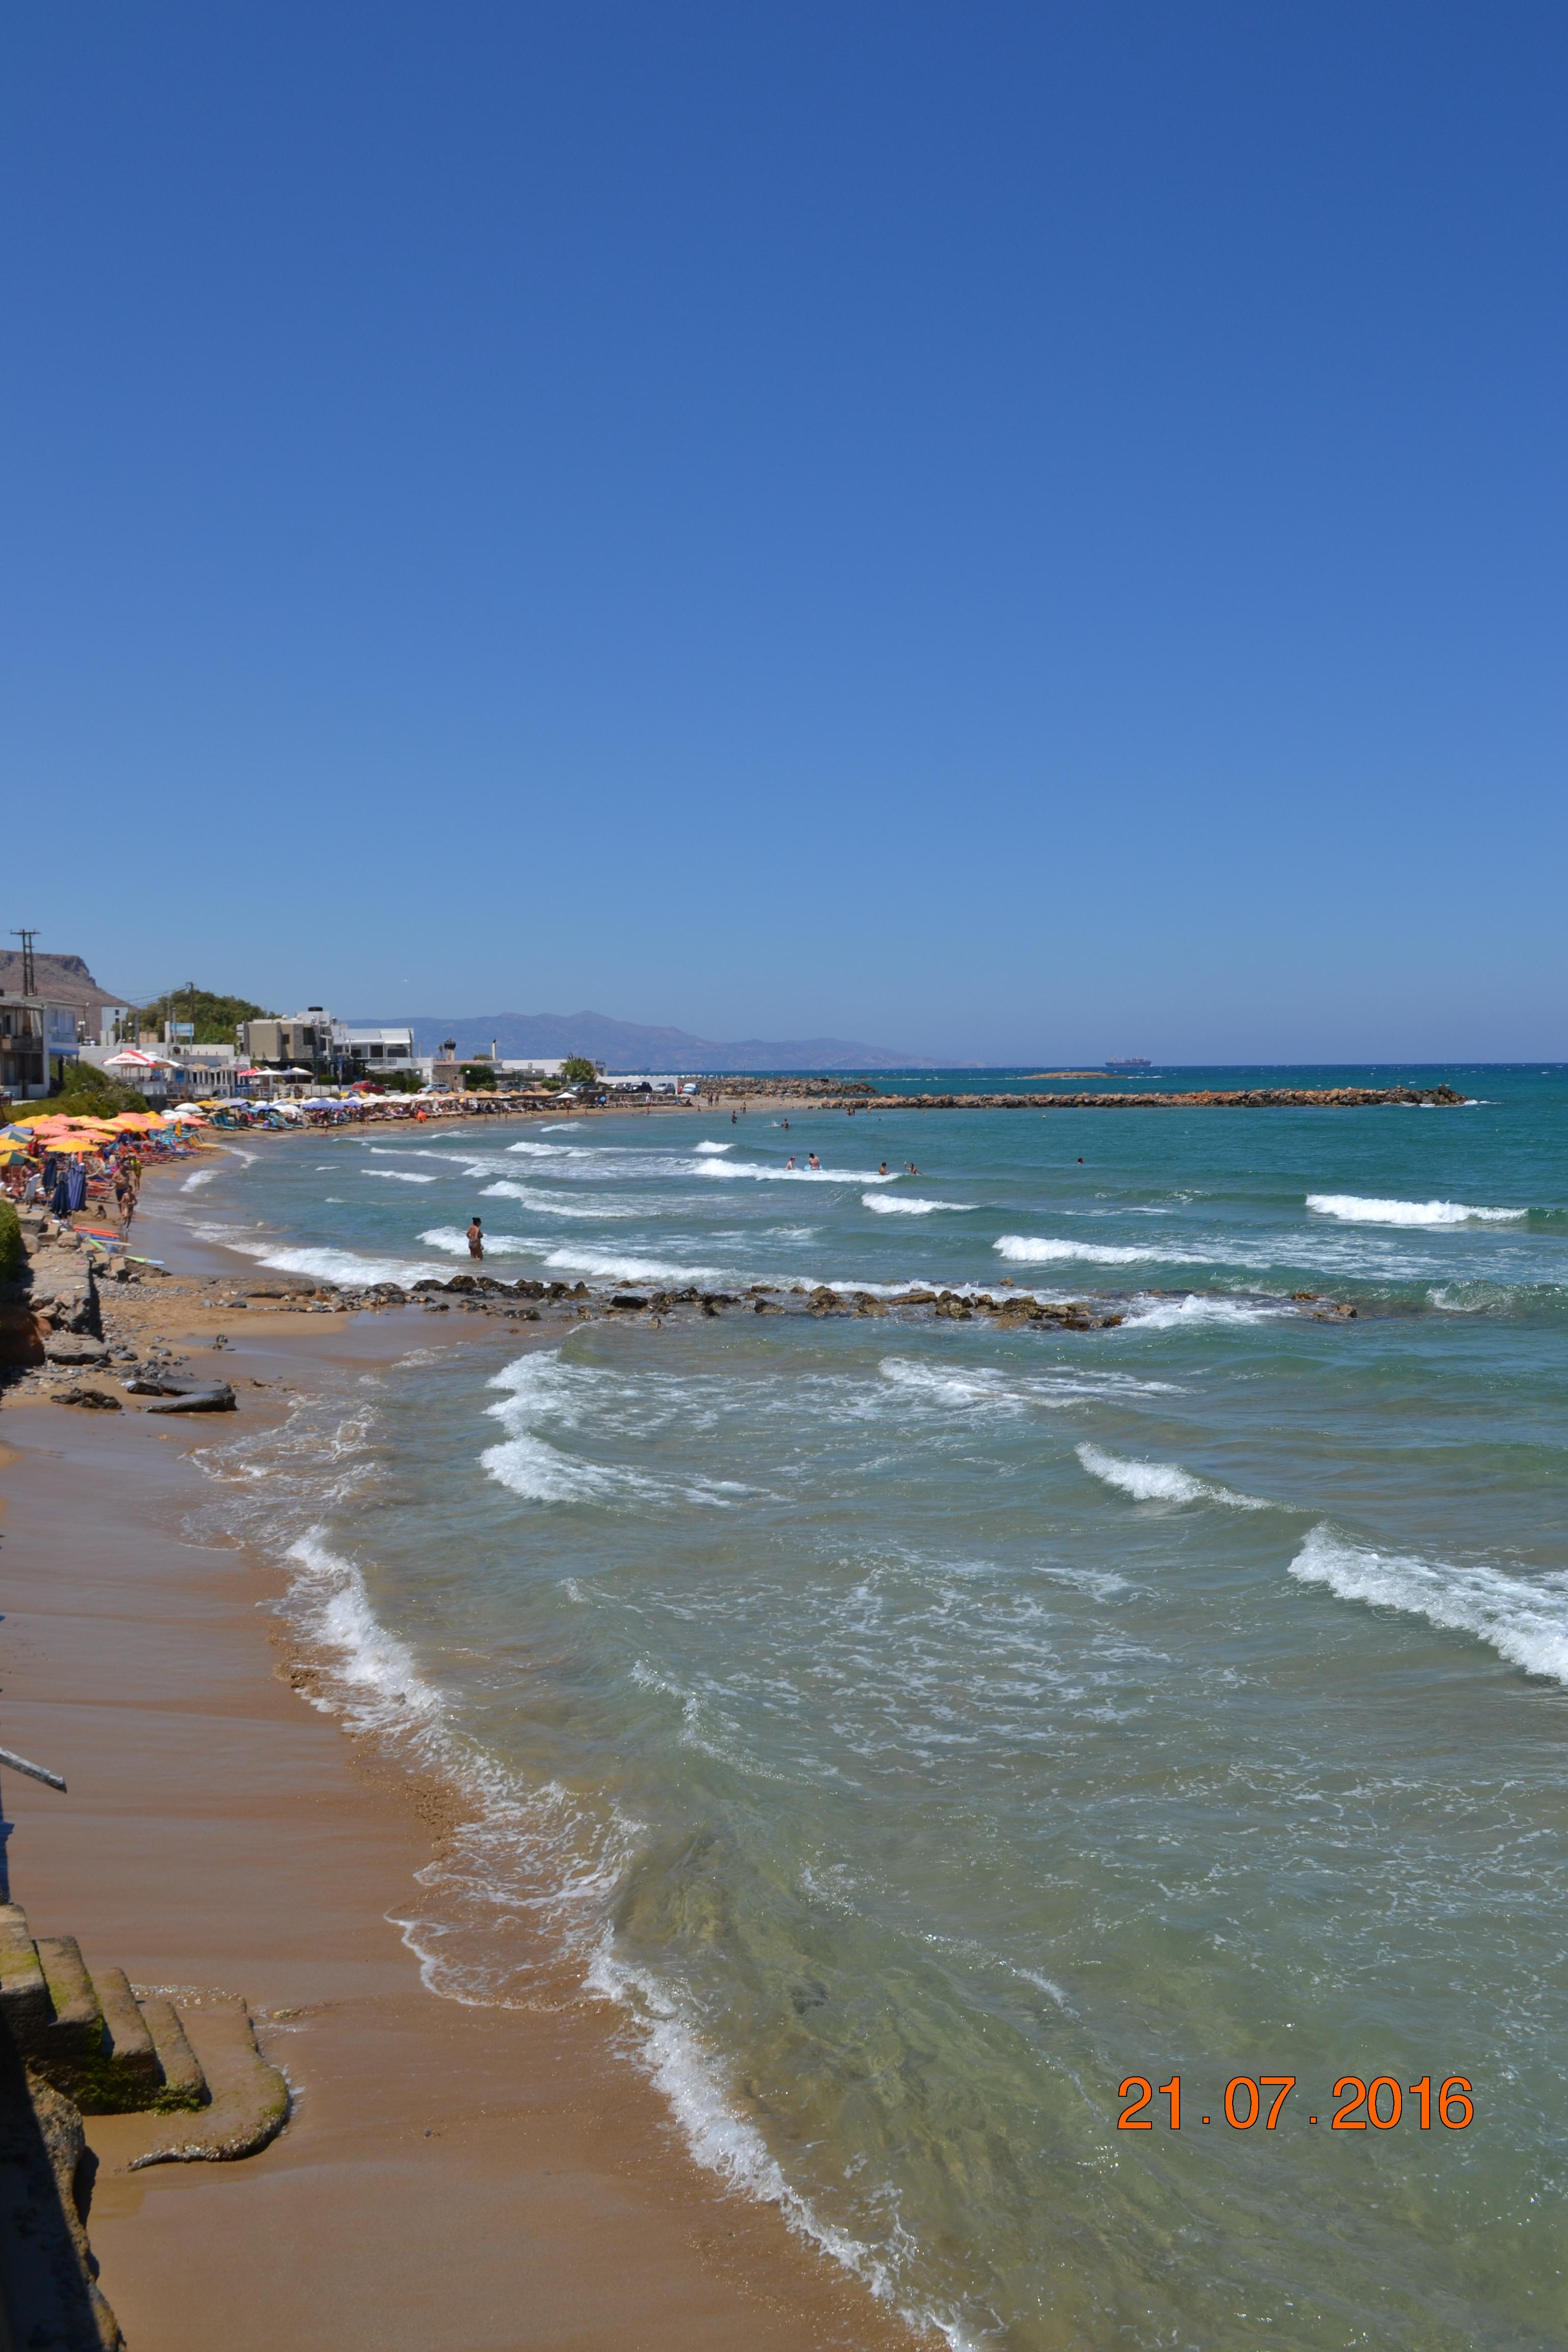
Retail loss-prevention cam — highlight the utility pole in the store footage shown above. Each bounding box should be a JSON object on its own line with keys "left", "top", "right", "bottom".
{"left": 10, "top": 929, "right": 37, "bottom": 995}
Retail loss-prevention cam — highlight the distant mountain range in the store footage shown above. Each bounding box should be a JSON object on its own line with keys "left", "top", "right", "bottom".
{"left": 358, "top": 1010, "right": 916, "bottom": 1072}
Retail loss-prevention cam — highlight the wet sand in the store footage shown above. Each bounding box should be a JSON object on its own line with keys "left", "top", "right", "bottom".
{"left": 0, "top": 1222, "right": 923, "bottom": 2347}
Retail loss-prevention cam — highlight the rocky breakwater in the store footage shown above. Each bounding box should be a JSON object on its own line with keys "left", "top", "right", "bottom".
{"left": 0, "top": 1210, "right": 104, "bottom": 1370}
{"left": 866, "top": 1085, "right": 1467, "bottom": 1111}
{"left": 700, "top": 1075, "right": 880, "bottom": 1103}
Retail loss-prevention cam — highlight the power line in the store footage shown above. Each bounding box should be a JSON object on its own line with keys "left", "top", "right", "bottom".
{"left": 9, "top": 929, "right": 38, "bottom": 995}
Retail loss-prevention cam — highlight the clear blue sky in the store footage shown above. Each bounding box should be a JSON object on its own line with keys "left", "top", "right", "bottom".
{"left": 5, "top": 3, "right": 1565, "bottom": 1061}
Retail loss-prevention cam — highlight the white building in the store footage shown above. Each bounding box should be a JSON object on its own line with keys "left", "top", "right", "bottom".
{"left": 1, "top": 997, "right": 84, "bottom": 1099}
{"left": 331, "top": 1023, "right": 416, "bottom": 1077}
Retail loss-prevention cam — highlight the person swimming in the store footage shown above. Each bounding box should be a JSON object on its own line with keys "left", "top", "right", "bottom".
{"left": 785, "top": 1155, "right": 796, "bottom": 1169}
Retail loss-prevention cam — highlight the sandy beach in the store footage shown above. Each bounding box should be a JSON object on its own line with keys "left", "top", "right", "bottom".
{"left": 0, "top": 1185, "right": 923, "bottom": 2350}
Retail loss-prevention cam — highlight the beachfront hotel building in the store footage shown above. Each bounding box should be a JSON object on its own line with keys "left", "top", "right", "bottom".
{"left": 0, "top": 994, "right": 85, "bottom": 1099}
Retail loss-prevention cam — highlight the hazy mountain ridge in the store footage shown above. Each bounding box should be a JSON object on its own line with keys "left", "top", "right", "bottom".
{"left": 360, "top": 1010, "right": 917, "bottom": 1071}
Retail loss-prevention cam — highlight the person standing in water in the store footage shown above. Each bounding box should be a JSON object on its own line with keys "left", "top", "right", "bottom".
{"left": 466, "top": 1216, "right": 484, "bottom": 1260}
{"left": 807, "top": 1152, "right": 821, "bottom": 1171}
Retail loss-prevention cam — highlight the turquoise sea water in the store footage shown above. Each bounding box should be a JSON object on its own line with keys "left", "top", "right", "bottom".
{"left": 181, "top": 1068, "right": 1568, "bottom": 2348}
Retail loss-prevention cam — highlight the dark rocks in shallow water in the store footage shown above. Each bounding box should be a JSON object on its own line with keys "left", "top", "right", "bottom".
{"left": 144, "top": 1384, "right": 237, "bottom": 1415}
{"left": 609, "top": 1294, "right": 649, "bottom": 1311}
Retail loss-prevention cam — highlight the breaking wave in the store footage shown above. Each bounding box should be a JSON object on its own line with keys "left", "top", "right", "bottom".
{"left": 1118, "top": 1294, "right": 1284, "bottom": 1332}
{"left": 583, "top": 1943, "right": 904, "bottom": 2327}
{"left": 283, "top": 1531, "right": 441, "bottom": 1731}
{"left": 1306, "top": 1194, "right": 1528, "bottom": 1227}
{"left": 480, "top": 1180, "right": 641, "bottom": 1220}
{"left": 863, "top": 1194, "right": 972, "bottom": 1216}
{"left": 1289, "top": 1525, "right": 1568, "bottom": 1685}
{"left": 420, "top": 1225, "right": 550, "bottom": 1258}
{"left": 480, "top": 1354, "right": 730, "bottom": 1506}
{"left": 879, "top": 1359, "right": 1178, "bottom": 1412}
{"left": 364, "top": 1169, "right": 439, "bottom": 1184}
{"left": 1076, "top": 1442, "right": 1267, "bottom": 1509}
{"left": 195, "top": 1234, "right": 443, "bottom": 1285}
{"left": 693, "top": 1160, "right": 896, "bottom": 1185}
{"left": 542, "top": 1246, "right": 724, "bottom": 1285}
{"left": 995, "top": 1235, "right": 1183, "bottom": 1265}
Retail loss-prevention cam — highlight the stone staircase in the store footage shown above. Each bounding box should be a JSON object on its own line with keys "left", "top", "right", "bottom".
{"left": 0, "top": 1903, "right": 288, "bottom": 2167}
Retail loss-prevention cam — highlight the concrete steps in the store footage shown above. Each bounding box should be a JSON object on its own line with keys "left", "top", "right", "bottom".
{"left": 0, "top": 1902, "right": 288, "bottom": 2163}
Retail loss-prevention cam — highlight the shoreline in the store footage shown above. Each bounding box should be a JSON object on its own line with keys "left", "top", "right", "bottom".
{"left": 0, "top": 1191, "right": 927, "bottom": 2348}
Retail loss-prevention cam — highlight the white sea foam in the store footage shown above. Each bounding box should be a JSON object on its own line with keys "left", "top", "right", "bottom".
{"left": 879, "top": 1358, "right": 1179, "bottom": 1412}
{"left": 180, "top": 1164, "right": 222, "bottom": 1191}
{"left": 260, "top": 1244, "right": 439, "bottom": 1285}
{"left": 1118, "top": 1293, "right": 1283, "bottom": 1332}
{"left": 1076, "top": 1442, "right": 1267, "bottom": 1509}
{"left": 1289, "top": 1525, "right": 1568, "bottom": 1684}
{"left": 282, "top": 1532, "right": 440, "bottom": 1729}
{"left": 506, "top": 1138, "right": 595, "bottom": 1160}
{"left": 273, "top": 1527, "right": 639, "bottom": 2015}
{"left": 694, "top": 1140, "right": 733, "bottom": 1154}
{"left": 480, "top": 1353, "right": 731, "bottom": 1504}
{"left": 364, "top": 1169, "right": 439, "bottom": 1184}
{"left": 420, "top": 1224, "right": 550, "bottom": 1258}
{"left": 879, "top": 1359, "right": 1032, "bottom": 1412}
{"left": 994, "top": 1235, "right": 1188, "bottom": 1265}
{"left": 542, "top": 1245, "right": 723, "bottom": 1284}
{"left": 863, "top": 1194, "right": 971, "bottom": 1216}
{"left": 189, "top": 1221, "right": 434, "bottom": 1284}
{"left": 482, "top": 1358, "right": 660, "bottom": 1502}
{"left": 480, "top": 1180, "right": 641, "bottom": 1220}
{"left": 583, "top": 1941, "right": 917, "bottom": 2331}
{"left": 1306, "top": 1193, "right": 1528, "bottom": 1227}
{"left": 693, "top": 1160, "right": 895, "bottom": 1185}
